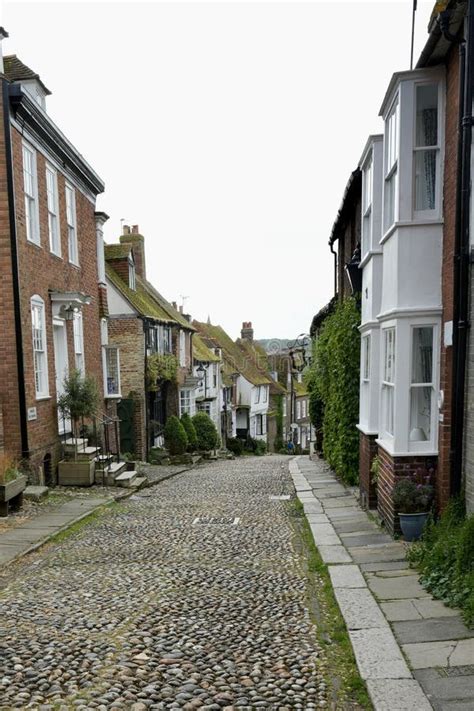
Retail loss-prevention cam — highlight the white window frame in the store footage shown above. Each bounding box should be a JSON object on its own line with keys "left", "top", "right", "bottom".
{"left": 179, "top": 331, "right": 186, "bottom": 367}
{"left": 73, "top": 310, "right": 85, "bottom": 376}
{"left": 103, "top": 345, "right": 121, "bottom": 398}
{"left": 362, "top": 152, "right": 373, "bottom": 257}
{"left": 65, "top": 183, "right": 79, "bottom": 265}
{"left": 409, "top": 324, "right": 436, "bottom": 449}
{"left": 22, "top": 142, "right": 40, "bottom": 245}
{"left": 413, "top": 81, "right": 441, "bottom": 218}
{"left": 381, "top": 327, "right": 396, "bottom": 438}
{"left": 179, "top": 389, "right": 194, "bottom": 416}
{"left": 31, "top": 295, "right": 49, "bottom": 399}
{"left": 255, "top": 386, "right": 260, "bottom": 404}
{"left": 256, "top": 413, "right": 267, "bottom": 436}
{"left": 262, "top": 386, "right": 268, "bottom": 403}
{"left": 46, "top": 164, "right": 61, "bottom": 257}
{"left": 362, "top": 334, "right": 371, "bottom": 382}
{"left": 128, "top": 258, "right": 136, "bottom": 290}
{"left": 296, "top": 400, "right": 301, "bottom": 420}
{"left": 383, "top": 98, "right": 399, "bottom": 234}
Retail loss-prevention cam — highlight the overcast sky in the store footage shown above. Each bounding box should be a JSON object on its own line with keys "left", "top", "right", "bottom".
{"left": 2, "top": 0, "right": 433, "bottom": 340}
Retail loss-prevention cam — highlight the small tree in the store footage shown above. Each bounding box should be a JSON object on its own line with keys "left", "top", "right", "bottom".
{"left": 57, "top": 370, "right": 99, "bottom": 459}
{"left": 181, "top": 412, "right": 198, "bottom": 451}
{"left": 164, "top": 416, "right": 188, "bottom": 455}
{"left": 192, "top": 412, "right": 219, "bottom": 451}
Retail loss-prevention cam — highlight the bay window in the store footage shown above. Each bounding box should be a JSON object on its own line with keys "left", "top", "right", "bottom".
{"left": 46, "top": 165, "right": 61, "bottom": 256}
{"left": 362, "top": 334, "right": 371, "bottom": 382}
{"left": 381, "top": 328, "right": 395, "bottom": 436}
{"left": 414, "top": 83, "right": 439, "bottom": 213}
{"left": 409, "top": 326, "right": 434, "bottom": 442}
{"left": 383, "top": 100, "right": 398, "bottom": 233}
{"left": 23, "top": 142, "right": 40, "bottom": 245}
{"left": 31, "top": 296, "right": 49, "bottom": 398}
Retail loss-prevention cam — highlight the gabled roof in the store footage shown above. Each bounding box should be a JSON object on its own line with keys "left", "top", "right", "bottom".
{"left": 104, "top": 243, "right": 132, "bottom": 260}
{"left": 193, "top": 335, "right": 220, "bottom": 363}
{"left": 106, "top": 265, "right": 173, "bottom": 322}
{"left": 193, "top": 320, "right": 282, "bottom": 389}
{"left": 237, "top": 338, "right": 286, "bottom": 394}
{"left": 4, "top": 54, "right": 51, "bottom": 95}
{"left": 141, "top": 280, "right": 195, "bottom": 331}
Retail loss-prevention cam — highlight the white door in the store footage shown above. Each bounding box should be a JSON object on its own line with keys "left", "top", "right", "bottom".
{"left": 53, "top": 319, "right": 71, "bottom": 434}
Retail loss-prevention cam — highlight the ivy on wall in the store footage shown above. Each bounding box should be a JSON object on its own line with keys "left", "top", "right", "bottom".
{"left": 147, "top": 353, "right": 178, "bottom": 390}
{"left": 275, "top": 394, "right": 284, "bottom": 451}
{"left": 305, "top": 297, "right": 360, "bottom": 484}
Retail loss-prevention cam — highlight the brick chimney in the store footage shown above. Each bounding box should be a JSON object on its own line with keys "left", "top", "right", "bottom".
{"left": 241, "top": 321, "right": 254, "bottom": 342}
{"left": 120, "top": 224, "right": 146, "bottom": 279}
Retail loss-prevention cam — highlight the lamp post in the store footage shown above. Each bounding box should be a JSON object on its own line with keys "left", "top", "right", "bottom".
{"left": 196, "top": 363, "right": 207, "bottom": 398}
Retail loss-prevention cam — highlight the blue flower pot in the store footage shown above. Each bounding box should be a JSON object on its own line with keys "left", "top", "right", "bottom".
{"left": 399, "top": 512, "right": 430, "bottom": 542}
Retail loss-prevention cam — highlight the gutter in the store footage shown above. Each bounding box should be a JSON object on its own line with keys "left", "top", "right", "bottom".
{"left": 2, "top": 77, "right": 29, "bottom": 459}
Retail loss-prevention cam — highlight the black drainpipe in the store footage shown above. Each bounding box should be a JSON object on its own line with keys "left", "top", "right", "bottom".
{"left": 445, "top": 1, "right": 474, "bottom": 496}
{"left": 2, "top": 78, "right": 29, "bottom": 459}
{"left": 329, "top": 240, "right": 337, "bottom": 297}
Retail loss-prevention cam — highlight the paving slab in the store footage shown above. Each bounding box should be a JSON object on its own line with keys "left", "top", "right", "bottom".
{"left": 318, "top": 545, "right": 352, "bottom": 564}
{"left": 0, "top": 544, "right": 29, "bottom": 565}
{"left": 303, "top": 503, "right": 323, "bottom": 514}
{"left": 339, "top": 533, "right": 393, "bottom": 547}
{"left": 381, "top": 600, "right": 424, "bottom": 622}
{"left": 403, "top": 640, "right": 458, "bottom": 669}
{"left": 366, "top": 679, "right": 433, "bottom": 711}
{"left": 309, "top": 523, "right": 341, "bottom": 546}
{"left": 413, "top": 599, "right": 461, "bottom": 620}
{"left": 360, "top": 560, "right": 411, "bottom": 572}
{"left": 393, "top": 617, "right": 472, "bottom": 645}
{"left": 334, "top": 587, "right": 388, "bottom": 630}
{"left": 334, "top": 520, "right": 380, "bottom": 534}
{"left": 0, "top": 528, "right": 56, "bottom": 544}
{"left": 305, "top": 513, "right": 330, "bottom": 524}
{"left": 349, "top": 628, "right": 411, "bottom": 680}
{"left": 368, "top": 574, "right": 435, "bottom": 600}
{"left": 350, "top": 544, "right": 407, "bottom": 564}
{"left": 328, "top": 564, "right": 366, "bottom": 589}
{"left": 414, "top": 670, "right": 474, "bottom": 705}
{"left": 319, "top": 496, "right": 357, "bottom": 508}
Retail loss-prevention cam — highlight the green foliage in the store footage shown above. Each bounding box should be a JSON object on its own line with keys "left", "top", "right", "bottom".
{"left": 370, "top": 455, "right": 380, "bottom": 488}
{"left": 244, "top": 436, "right": 267, "bottom": 456}
{"left": 192, "top": 412, "right": 219, "bottom": 451}
{"left": 163, "top": 416, "right": 188, "bottom": 455}
{"left": 226, "top": 437, "right": 243, "bottom": 456}
{"left": 392, "top": 478, "right": 434, "bottom": 514}
{"left": 274, "top": 395, "right": 284, "bottom": 452}
{"left": 407, "top": 500, "right": 474, "bottom": 627}
{"left": 180, "top": 412, "right": 198, "bottom": 451}
{"left": 305, "top": 298, "right": 360, "bottom": 484}
{"left": 121, "top": 451, "right": 136, "bottom": 462}
{"left": 57, "top": 369, "right": 99, "bottom": 423}
{"left": 147, "top": 353, "right": 178, "bottom": 390}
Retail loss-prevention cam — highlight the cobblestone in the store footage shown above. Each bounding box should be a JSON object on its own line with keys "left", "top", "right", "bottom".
{"left": 0, "top": 456, "right": 329, "bottom": 709}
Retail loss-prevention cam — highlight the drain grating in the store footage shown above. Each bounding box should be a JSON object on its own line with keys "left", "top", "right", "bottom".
{"left": 269, "top": 495, "right": 291, "bottom": 501}
{"left": 192, "top": 516, "right": 240, "bottom": 525}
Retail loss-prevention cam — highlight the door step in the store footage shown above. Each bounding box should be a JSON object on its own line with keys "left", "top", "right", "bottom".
{"left": 130, "top": 476, "right": 147, "bottom": 490}
{"left": 115, "top": 470, "right": 138, "bottom": 488}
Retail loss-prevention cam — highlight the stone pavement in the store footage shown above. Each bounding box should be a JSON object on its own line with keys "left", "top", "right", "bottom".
{"left": 0, "top": 456, "right": 345, "bottom": 709}
{"left": 0, "top": 496, "right": 111, "bottom": 568}
{"left": 290, "top": 455, "right": 474, "bottom": 711}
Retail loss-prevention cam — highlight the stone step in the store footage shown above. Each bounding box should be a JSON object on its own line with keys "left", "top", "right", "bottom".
{"left": 130, "top": 476, "right": 147, "bottom": 490}
{"left": 71, "top": 446, "right": 100, "bottom": 461}
{"left": 108, "top": 461, "right": 127, "bottom": 476}
{"left": 96, "top": 461, "right": 127, "bottom": 486}
{"left": 63, "top": 437, "right": 88, "bottom": 449}
{"left": 24, "top": 485, "right": 49, "bottom": 502}
{"left": 114, "top": 470, "right": 138, "bottom": 488}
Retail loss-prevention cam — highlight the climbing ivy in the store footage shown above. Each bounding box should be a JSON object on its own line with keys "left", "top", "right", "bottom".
{"left": 305, "top": 297, "right": 360, "bottom": 484}
{"left": 274, "top": 394, "right": 284, "bottom": 451}
{"left": 146, "top": 353, "right": 178, "bottom": 390}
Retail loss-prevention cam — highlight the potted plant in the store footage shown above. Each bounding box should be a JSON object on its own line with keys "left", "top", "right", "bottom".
{"left": 392, "top": 468, "right": 435, "bottom": 541}
{"left": 0, "top": 453, "right": 28, "bottom": 517}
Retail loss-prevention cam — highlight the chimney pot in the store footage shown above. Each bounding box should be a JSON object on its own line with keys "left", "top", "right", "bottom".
{"left": 132, "top": 225, "right": 139, "bottom": 234}
{"left": 172, "top": 301, "right": 177, "bottom": 310}
{"left": 123, "top": 225, "right": 131, "bottom": 235}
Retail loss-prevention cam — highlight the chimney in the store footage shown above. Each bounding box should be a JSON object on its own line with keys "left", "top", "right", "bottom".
{"left": 241, "top": 321, "right": 254, "bottom": 342}
{"left": 172, "top": 301, "right": 177, "bottom": 310}
{"left": 120, "top": 224, "right": 146, "bottom": 279}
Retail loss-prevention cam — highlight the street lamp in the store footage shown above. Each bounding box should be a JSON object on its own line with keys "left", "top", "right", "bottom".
{"left": 196, "top": 363, "right": 207, "bottom": 397}
{"left": 345, "top": 244, "right": 362, "bottom": 295}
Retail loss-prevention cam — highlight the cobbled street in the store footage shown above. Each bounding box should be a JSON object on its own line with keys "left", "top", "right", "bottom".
{"left": 0, "top": 457, "right": 331, "bottom": 711}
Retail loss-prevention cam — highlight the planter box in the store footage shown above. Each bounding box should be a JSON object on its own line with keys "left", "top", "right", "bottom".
{"left": 58, "top": 460, "right": 94, "bottom": 487}
{"left": 0, "top": 474, "right": 27, "bottom": 517}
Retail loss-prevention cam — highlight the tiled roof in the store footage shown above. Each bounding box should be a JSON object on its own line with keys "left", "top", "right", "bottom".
{"left": 193, "top": 321, "right": 279, "bottom": 388}
{"left": 104, "top": 243, "right": 132, "bottom": 260}
{"left": 140, "top": 280, "right": 195, "bottom": 331}
{"left": 106, "top": 265, "right": 175, "bottom": 323}
{"left": 193, "top": 335, "right": 220, "bottom": 363}
{"left": 3, "top": 54, "right": 51, "bottom": 95}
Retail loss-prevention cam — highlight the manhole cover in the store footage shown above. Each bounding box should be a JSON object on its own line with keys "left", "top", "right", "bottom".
{"left": 269, "top": 495, "right": 291, "bottom": 501}
{"left": 192, "top": 516, "right": 240, "bottom": 525}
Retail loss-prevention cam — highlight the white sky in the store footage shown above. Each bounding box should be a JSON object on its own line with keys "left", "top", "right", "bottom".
{"left": 2, "top": 0, "right": 434, "bottom": 340}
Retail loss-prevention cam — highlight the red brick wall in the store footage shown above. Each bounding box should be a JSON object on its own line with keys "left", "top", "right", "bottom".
{"left": 0, "top": 81, "right": 23, "bottom": 460}
{"left": 377, "top": 445, "right": 437, "bottom": 535}
{"left": 359, "top": 433, "right": 378, "bottom": 509}
{"left": 437, "top": 46, "right": 460, "bottom": 511}
{"left": 1, "top": 122, "right": 106, "bottom": 480}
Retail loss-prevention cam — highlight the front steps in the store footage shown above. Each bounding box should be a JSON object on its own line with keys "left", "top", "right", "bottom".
{"left": 59, "top": 437, "right": 148, "bottom": 489}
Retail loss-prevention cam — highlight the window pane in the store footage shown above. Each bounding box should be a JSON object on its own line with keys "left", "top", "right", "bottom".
{"left": 384, "top": 171, "right": 396, "bottom": 231}
{"left": 412, "top": 327, "right": 433, "bottom": 384}
{"left": 414, "top": 150, "right": 437, "bottom": 210}
{"left": 384, "top": 329, "right": 395, "bottom": 383}
{"left": 410, "top": 386, "right": 431, "bottom": 441}
{"left": 106, "top": 347, "right": 120, "bottom": 395}
{"left": 363, "top": 335, "right": 371, "bottom": 380}
{"left": 416, "top": 84, "right": 438, "bottom": 148}
{"left": 383, "top": 385, "right": 394, "bottom": 435}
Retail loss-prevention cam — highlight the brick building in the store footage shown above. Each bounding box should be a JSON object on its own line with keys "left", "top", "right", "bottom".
{"left": 105, "top": 226, "right": 196, "bottom": 460}
{"left": 0, "top": 38, "right": 120, "bottom": 484}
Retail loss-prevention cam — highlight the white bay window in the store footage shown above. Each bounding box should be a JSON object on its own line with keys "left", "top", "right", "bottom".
{"left": 410, "top": 326, "right": 434, "bottom": 443}
{"left": 383, "top": 100, "right": 398, "bottom": 233}
{"left": 381, "top": 328, "right": 395, "bottom": 437}
{"left": 414, "top": 83, "right": 439, "bottom": 214}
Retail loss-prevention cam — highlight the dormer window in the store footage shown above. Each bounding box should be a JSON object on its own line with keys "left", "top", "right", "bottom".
{"left": 128, "top": 257, "right": 136, "bottom": 290}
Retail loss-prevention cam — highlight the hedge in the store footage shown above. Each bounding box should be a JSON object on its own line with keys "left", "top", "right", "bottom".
{"left": 164, "top": 416, "right": 188, "bottom": 455}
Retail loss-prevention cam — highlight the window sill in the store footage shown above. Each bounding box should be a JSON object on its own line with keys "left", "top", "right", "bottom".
{"left": 27, "top": 239, "right": 42, "bottom": 250}
{"left": 376, "top": 438, "right": 438, "bottom": 457}
{"left": 35, "top": 395, "right": 51, "bottom": 401}
{"left": 69, "top": 261, "right": 80, "bottom": 270}
{"left": 356, "top": 424, "right": 378, "bottom": 435}
{"left": 380, "top": 218, "right": 444, "bottom": 245}
{"left": 105, "top": 394, "right": 122, "bottom": 400}
{"left": 49, "top": 251, "right": 63, "bottom": 261}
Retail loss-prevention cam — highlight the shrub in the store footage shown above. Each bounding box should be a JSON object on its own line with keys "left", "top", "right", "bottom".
{"left": 226, "top": 437, "right": 243, "bottom": 456}
{"left": 192, "top": 412, "right": 219, "bottom": 451}
{"left": 164, "top": 416, "right": 188, "bottom": 455}
{"left": 407, "top": 500, "right": 474, "bottom": 626}
{"left": 305, "top": 298, "right": 360, "bottom": 484}
{"left": 180, "top": 413, "right": 198, "bottom": 451}
{"left": 254, "top": 440, "right": 267, "bottom": 456}
{"left": 392, "top": 477, "right": 434, "bottom": 514}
